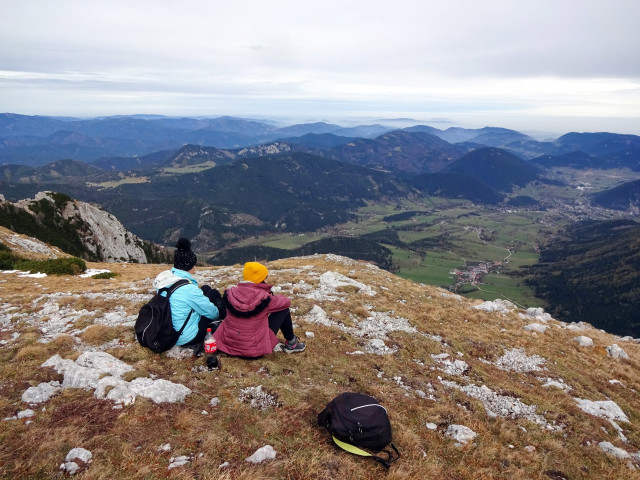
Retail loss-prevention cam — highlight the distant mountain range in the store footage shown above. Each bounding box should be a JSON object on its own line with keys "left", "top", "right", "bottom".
{"left": 2, "top": 113, "right": 639, "bottom": 173}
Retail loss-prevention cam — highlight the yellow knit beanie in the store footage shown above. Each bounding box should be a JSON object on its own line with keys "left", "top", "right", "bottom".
{"left": 243, "top": 262, "right": 268, "bottom": 283}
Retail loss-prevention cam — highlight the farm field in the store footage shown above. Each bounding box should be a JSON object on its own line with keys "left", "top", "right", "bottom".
{"left": 217, "top": 196, "right": 556, "bottom": 308}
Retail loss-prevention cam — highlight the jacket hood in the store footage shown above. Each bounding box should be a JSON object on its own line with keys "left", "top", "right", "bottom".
{"left": 224, "top": 282, "right": 272, "bottom": 316}
{"left": 153, "top": 270, "right": 184, "bottom": 290}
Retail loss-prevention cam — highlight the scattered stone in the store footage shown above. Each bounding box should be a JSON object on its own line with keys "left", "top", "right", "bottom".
{"left": 60, "top": 447, "right": 92, "bottom": 474}
{"left": 304, "top": 271, "right": 376, "bottom": 301}
{"left": 239, "top": 386, "right": 279, "bottom": 410}
{"left": 445, "top": 424, "right": 477, "bottom": 445}
{"left": 164, "top": 346, "right": 194, "bottom": 359}
{"left": 599, "top": 441, "right": 631, "bottom": 460}
{"left": 304, "top": 305, "right": 332, "bottom": 327}
{"left": 210, "top": 397, "right": 219, "bottom": 407}
{"left": 524, "top": 445, "right": 536, "bottom": 453}
{"left": 540, "top": 377, "right": 572, "bottom": 391}
{"left": 17, "top": 409, "right": 34, "bottom": 419}
{"left": 94, "top": 377, "right": 192, "bottom": 405}
{"left": 42, "top": 352, "right": 134, "bottom": 389}
{"left": 157, "top": 444, "right": 172, "bottom": 453}
{"left": 472, "top": 299, "right": 516, "bottom": 313}
{"left": 573, "top": 336, "right": 593, "bottom": 347}
{"left": 523, "top": 323, "right": 548, "bottom": 333}
{"left": 575, "top": 398, "right": 629, "bottom": 422}
{"left": 495, "top": 348, "right": 546, "bottom": 373}
{"left": 426, "top": 422, "right": 438, "bottom": 430}
{"left": 431, "top": 353, "right": 450, "bottom": 360}
{"left": 168, "top": 455, "right": 192, "bottom": 469}
{"left": 606, "top": 344, "right": 629, "bottom": 360}
{"left": 442, "top": 381, "right": 548, "bottom": 427}
{"left": 365, "top": 338, "right": 397, "bottom": 355}
{"left": 22, "top": 381, "right": 61, "bottom": 404}
{"left": 246, "top": 445, "right": 276, "bottom": 464}
{"left": 41, "top": 352, "right": 191, "bottom": 405}
{"left": 219, "top": 461, "right": 230, "bottom": 469}
{"left": 438, "top": 359, "right": 469, "bottom": 376}
{"left": 305, "top": 331, "right": 315, "bottom": 338}
{"left": 304, "top": 305, "right": 417, "bottom": 340}
{"left": 519, "top": 307, "right": 553, "bottom": 322}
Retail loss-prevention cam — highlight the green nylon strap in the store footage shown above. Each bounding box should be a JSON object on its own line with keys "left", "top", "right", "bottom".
{"left": 332, "top": 436, "right": 372, "bottom": 457}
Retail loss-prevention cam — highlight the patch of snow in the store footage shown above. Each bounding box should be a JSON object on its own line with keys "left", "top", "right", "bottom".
{"left": 246, "top": 445, "right": 277, "bottom": 464}
{"left": 80, "top": 269, "right": 111, "bottom": 278}
{"left": 426, "top": 422, "right": 438, "bottom": 430}
{"left": 157, "top": 444, "right": 171, "bottom": 452}
{"left": 305, "top": 331, "right": 315, "bottom": 338}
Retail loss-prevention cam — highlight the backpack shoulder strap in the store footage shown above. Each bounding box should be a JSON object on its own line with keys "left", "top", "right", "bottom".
{"left": 164, "top": 279, "right": 191, "bottom": 297}
{"left": 332, "top": 436, "right": 400, "bottom": 469}
{"left": 163, "top": 279, "right": 194, "bottom": 335}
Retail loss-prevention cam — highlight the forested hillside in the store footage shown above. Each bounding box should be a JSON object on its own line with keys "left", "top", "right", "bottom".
{"left": 524, "top": 219, "right": 640, "bottom": 337}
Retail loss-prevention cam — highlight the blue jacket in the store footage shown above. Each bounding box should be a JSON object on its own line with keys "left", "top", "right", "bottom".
{"left": 153, "top": 268, "right": 219, "bottom": 345}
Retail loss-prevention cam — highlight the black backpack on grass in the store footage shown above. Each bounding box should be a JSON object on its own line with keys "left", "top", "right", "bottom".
{"left": 318, "top": 392, "right": 400, "bottom": 468}
{"left": 135, "top": 280, "right": 193, "bottom": 353}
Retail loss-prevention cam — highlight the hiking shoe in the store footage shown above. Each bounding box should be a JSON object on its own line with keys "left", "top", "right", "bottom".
{"left": 283, "top": 336, "right": 306, "bottom": 354}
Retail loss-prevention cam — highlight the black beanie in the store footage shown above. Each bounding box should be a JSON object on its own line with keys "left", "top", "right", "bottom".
{"left": 173, "top": 238, "right": 197, "bottom": 271}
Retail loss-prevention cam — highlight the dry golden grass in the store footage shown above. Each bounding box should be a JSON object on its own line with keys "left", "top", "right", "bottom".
{"left": 1, "top": 254, "right": 640, "bottom": 479}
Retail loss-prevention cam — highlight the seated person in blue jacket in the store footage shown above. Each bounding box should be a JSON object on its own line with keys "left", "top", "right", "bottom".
{"left": 152, "top": 238, "right": 226, "bottom": 353}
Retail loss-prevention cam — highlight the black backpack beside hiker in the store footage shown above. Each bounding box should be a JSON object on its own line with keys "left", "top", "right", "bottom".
{"left": 318, "top": 392, "right": 400, "bottom": 469}
{"left": 135, "top": 280, "right": 193, "bottom": 353}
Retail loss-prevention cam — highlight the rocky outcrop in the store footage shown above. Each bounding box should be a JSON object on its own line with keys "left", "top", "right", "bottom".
{"left": 2, "top": 191, "right": 161, "bottom": 263}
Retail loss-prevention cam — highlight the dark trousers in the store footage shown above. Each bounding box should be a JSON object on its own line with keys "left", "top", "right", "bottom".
{"left": 268, "top": 308, "right": 295, "bottom": 342}
{"left": 182, "top": 286, "right": 224, "bottom": 347}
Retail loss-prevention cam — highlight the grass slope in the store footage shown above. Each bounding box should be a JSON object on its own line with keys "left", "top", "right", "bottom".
{"left": 1, "top": 248, "right": 640, "bottom": 479}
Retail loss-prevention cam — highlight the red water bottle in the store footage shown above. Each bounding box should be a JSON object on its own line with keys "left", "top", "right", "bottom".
{"left": 204, "top": 328, "right": 219, "bottom": 369}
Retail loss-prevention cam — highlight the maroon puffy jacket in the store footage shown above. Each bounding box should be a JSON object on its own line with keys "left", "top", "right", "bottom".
{"left": 214, "top": 282, "right": 290, "bottom": 357}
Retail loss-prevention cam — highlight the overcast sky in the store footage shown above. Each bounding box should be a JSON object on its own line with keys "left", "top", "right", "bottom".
{"left": 1, "top": 0, "right": 639, "bottom": 135}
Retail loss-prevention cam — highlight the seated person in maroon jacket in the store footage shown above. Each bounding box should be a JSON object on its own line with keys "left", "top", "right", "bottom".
{"left": 214, "top": 262, "right": 305, "bottom": 357}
